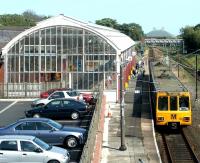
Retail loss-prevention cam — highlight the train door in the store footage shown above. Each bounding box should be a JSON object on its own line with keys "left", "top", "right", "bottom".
{"left": 170, "top": 96, "right": 177, "bottom": 111}
{"left": 169, "top": 96, "right": 178, "bottom": 127}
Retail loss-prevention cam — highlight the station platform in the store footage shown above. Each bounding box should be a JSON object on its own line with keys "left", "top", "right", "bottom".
{"left": 101, "top": 61, "right": 161, "bottom": 163}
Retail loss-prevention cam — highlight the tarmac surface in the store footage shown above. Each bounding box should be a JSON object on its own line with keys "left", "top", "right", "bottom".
{"left": 101, "top": 57, "right": 161, "bottom": 163}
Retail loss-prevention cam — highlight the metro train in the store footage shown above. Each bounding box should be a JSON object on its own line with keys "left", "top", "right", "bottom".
{"left": 149, "top": 49, "right": 192, "bottom": 129}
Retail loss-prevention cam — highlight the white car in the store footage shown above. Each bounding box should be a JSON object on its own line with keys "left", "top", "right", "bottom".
{"left": 32, "top": 90, "right": 84, "bottom": 107}
{"left": 0, "top": 135, "right": 70, "bottom": 163}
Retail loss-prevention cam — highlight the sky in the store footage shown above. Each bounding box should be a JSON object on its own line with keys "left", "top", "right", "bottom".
{"left": 0, "top": 0, "right": 199, "bottom": 36}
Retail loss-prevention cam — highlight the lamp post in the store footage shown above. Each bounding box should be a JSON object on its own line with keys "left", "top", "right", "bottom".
{"left": 119, "top": 62, "right": 127, "bottom": 151}
{"left": 178, "top": 50, "right": 180, "bottom": 78}
{"left": 190, "top": 49, "right": 200, "bottom": 100}
{"left": 195, "top": 53, "right": 198, "bottom": 100}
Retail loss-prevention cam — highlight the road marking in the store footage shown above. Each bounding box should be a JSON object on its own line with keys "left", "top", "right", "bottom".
{"left": 0, "top": 101, "right": 18, "bottom": 114}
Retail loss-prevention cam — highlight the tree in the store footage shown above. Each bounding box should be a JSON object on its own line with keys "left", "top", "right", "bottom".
{"left": 118, "top": 23, "right": 144, "bottom": 40}
{"left": 181, "top": 25, "right": 200, "bottom": 52}
{"left": 96, "top": 18, "right": 144, "bottom": 41}
{"left": 95, "top": 18, "right": 119, "bottom": 29}
{"left": 0, "top": 14, "right": 36, "bottom": 26}
{"left": 22, "top": 10, "right": 48, "bottom": 22}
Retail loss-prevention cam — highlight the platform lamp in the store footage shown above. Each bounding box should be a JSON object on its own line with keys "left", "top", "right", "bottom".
{"left": 119, "top": 58, "right": 127, "bottom": 151}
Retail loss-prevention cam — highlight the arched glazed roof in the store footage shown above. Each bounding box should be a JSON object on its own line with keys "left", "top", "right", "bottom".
{"left": 2, "top": 15, "right": 135, "bottom": 55}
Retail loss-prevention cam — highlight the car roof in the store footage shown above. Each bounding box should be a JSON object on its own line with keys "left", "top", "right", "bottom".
{"left": 51, "top": 98, "right": 78, "bottom": 101}
{"left": 53, "top": 90, "right": 77, "bottom": 93}
{"left": 17, "top": 117, "right": 50, "bottom": 123}
{"left": 47, "top": 88, "right": 75, "bottom": 93}
{"left": 0, "top": 135, "right": 35, "bottom": 140}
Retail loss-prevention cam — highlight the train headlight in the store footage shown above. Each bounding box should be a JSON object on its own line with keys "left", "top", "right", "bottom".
{"left": 157, "top": 117, "right": 164, "bottom": 121}
{"left": 183, "top": 117, "right": 190, "bottom": 122}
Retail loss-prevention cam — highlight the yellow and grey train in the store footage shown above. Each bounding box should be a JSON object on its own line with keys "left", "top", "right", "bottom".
{"left": 149, "top": 60, "right": 192, "bottom": 128}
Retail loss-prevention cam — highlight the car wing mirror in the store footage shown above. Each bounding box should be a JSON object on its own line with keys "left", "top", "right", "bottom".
{"left": 50, "top": 128, "right": 56, "bottom": 132}
{"left": 34, "top": 148, "right": 42, "bottom": 153}
{"left": 44, "top": 105, "right": 48, "bottom": 109}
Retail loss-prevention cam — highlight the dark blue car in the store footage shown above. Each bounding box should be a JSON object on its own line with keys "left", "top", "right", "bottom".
{"left": 0, "top": 118, "right": 86, "bottom": 148}
{"left": 26, "top": 98, "right": 90, "bottom": 120}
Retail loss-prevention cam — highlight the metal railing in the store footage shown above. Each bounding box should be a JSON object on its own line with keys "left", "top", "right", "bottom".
{"left": 0, "top": 82, "right": 98, "bottom": 98}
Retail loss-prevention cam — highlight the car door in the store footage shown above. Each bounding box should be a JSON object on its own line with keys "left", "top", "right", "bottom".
{"left": 35, "top": 122, "right": 63, "bottom": 145}
{"left": 0, "top": 140, "right": 21, "bottom": 163}
{"left": 43, "top": 100, "right": 62, "bottom": 118}
{"left": 60, "top": 99, "right": 72, "bottom": 118}
{"left": 49, "top": 91, "right": 65, "bottom": 100}
{"left": 15, "top": 122, "right": 37, "bottom": 137}
{"left": 19, "top": 140, "right": 44, "bottom": 163}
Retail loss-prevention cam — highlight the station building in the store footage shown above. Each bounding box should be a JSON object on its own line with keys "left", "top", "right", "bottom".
{"left": 0, "top": 15, "right": 135, "bottom": 98}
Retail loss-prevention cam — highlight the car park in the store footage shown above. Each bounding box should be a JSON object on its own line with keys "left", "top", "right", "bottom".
{"left": 27, "top": 98, "right": 90, "bottom": 120}
{"left": 32, "top": 90, "right": 84, "bottom": 108}
{"left": 0, "top": 118, "right": 87, "bottom": 148}
{"left": 0, "top": 135, "right": 70, "bottom": 163}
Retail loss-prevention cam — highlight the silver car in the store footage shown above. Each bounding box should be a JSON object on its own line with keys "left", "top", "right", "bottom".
{"left": 0, "top": 135, "right": 70, "bottom": 163}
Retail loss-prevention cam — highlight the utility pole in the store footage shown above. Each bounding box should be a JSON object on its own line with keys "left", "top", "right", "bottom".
{"left": 195, "top": 53, "right": 198, "bottom": 100}
{"left": 119, "top": 63, "right": 127, "bottom": 151}
{"left": 178, "top": 51, "right": 180, "bottom": 78}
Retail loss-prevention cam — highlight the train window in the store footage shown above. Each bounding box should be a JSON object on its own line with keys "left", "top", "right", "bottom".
{"left": 158, "top": 96, "right": 168, "bottom": 111}
{"left": 170, "top": 96, "right": 177, "bottom": 111}
{"left": 179, "top": 96, "right": 189, "bottom": 111}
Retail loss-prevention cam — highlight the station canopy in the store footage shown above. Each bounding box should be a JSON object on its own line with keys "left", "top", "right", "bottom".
{"left": 2, "top": 14, "right": 135, "bottom": 54}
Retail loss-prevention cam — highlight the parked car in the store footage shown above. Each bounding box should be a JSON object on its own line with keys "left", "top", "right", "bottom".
{"left": 0, "top": 135, "right": 70, "bottom": 163}
{"left": 0, "top": 118, "right": 87, "bottom": 148}
{"left": 28, "top": 98, "right": 90, "bottom": 120}
{"left": 82, "top": 93, "right": 97, "bottom": 105}
{"left": 40, "top": 88, "right": 82, "bottom": 99}
{"left": 40, "top": 88, "right": 96, "bottom": 105}
{"left": 32, "top": 90, "right": 84, "bottom": 108}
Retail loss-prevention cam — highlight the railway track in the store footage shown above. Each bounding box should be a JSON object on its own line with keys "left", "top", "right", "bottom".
{"left": 157, "top": 129, "right": 199, "bottom": 163}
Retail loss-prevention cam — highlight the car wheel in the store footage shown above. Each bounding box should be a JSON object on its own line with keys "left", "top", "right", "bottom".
{"left": 65, "top": 136, "right": 78, "bottom": 148}
{"left": 33, "top": 114, "right": 40, "bottom": 118}
{"left": 48, "top": 160, "right": 60, "bottom": 163}
{"left": 71, "top": 112, "right": 79, "bottom": 120}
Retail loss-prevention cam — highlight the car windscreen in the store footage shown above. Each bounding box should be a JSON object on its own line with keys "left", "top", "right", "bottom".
{"left": 48, "top": 120, "right": 62, "bottom": 129}
{"left": 67, "top": 91, "right": 79, "bottom": 97}
{"left": 33, "top": 137, "right": 50, "bottom": 150}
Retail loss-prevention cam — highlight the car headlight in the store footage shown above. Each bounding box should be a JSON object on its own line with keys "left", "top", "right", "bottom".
{"left": 62, "top": 151, "right": 70, "bottom": 159}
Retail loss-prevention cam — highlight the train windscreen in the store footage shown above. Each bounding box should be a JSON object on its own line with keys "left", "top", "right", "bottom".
{"left": 179, "top": 96, "right": 189, "bottom": 111}
{"left": 158, "top": 96, "right": 168, "bottom": 111}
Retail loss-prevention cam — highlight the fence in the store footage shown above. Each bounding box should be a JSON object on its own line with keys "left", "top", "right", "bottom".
{"left": 0, "top": 82, "right": 95, "bottom": 98}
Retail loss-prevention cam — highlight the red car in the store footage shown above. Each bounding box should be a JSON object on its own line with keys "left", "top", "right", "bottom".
{"left": 82, "top": 93, "right": 97, "bottom": 105}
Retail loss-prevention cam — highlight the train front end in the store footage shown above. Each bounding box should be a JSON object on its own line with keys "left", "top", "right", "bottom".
{"left": 155, "top": 92, "right": 192, "bottom": 128}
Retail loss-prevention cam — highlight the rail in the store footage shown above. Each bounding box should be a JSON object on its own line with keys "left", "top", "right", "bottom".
{"left": 161, "top": 129, "right": 199, "bottom": 163}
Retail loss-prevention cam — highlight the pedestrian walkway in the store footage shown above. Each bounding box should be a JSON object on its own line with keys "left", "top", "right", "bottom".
{"left": 101, "top": 56, "right": 161, "bottom": 163}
